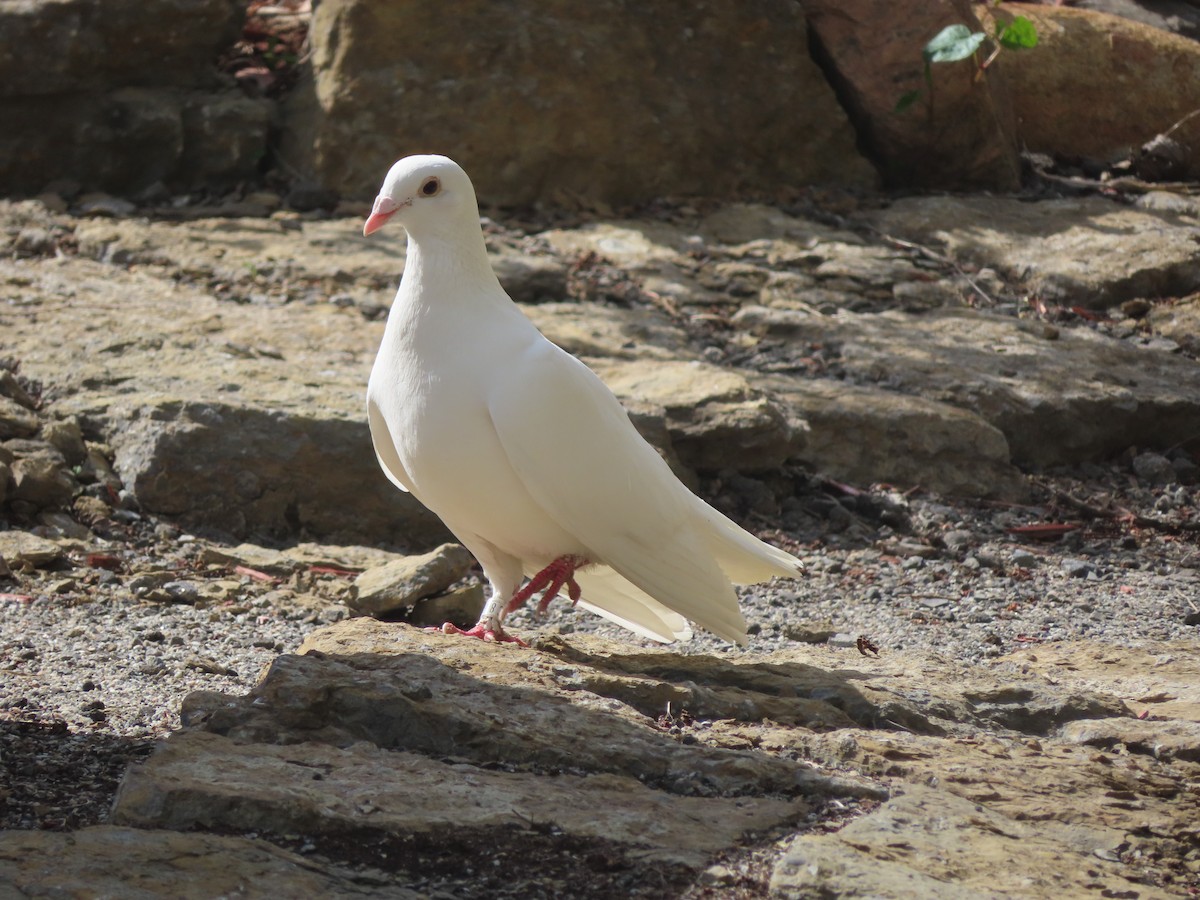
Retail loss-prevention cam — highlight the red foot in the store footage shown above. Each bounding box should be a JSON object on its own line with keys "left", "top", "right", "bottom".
{"left": 504, "top": 555, "right": 589, "bottom": 616}
{"left": 426, "top": 622, "right": 529, "bottom": 648}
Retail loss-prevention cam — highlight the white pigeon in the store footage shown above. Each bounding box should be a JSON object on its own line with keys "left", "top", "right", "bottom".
{"left": 363, "top": 154, "right": 803, "bottom": 645}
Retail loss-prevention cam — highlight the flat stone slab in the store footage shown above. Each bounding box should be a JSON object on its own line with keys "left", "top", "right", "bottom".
{"left": 868, "top": 195, "right": 1200, "bottom": 308}
{"left": 101, "top": 623, "right": 1199, "bottom": 896}
{"left": 0, "top": 826, "right": 423, "bottom": 900}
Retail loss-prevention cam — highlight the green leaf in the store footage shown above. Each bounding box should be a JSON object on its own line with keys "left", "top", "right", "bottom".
{"left": 924, "top": 25, "right": 987, "bottom": 64}
{"left": 894, "top": 89, "right": 922, "bottom": 113}
{"left": 996, "top": 16, "right": 1038, "bottom": 49}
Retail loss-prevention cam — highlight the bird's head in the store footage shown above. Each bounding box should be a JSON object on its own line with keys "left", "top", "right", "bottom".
{"left": 362, "top": 154, "right": 478, "bottom": 239}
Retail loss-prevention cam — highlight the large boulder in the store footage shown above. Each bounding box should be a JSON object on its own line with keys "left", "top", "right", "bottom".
{"left": 984, "top": 3, "right": 1200, "bottom": 175}
{"left": 803, "top": 0, "right": 1021, "bottom": 191}
{"left": 281, "top": 0, "right": 877, "bottom": 205}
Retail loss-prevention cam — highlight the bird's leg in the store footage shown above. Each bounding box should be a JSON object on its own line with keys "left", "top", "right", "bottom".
{"left": 504, "top": 555, "right": 588, "bottom": 616}
{"left": 438, "top": 591, "right": 529, "bottom": 647}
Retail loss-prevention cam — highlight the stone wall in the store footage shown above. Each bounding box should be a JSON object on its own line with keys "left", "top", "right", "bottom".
{"left": 0, "top": 0, "right": 272, "bottom": 196}
{"left": 3, "top": 1, "right": 1200, "bottom": 202}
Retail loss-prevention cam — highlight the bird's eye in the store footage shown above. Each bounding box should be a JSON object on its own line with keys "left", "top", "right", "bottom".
{"left": 420, "top": 177, "right": 441, "bottom": 197}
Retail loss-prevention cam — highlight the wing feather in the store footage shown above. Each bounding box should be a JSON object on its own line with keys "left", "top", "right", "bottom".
{"left": 367, "top": 399, "right": 415, "bottom": 493}
{"left": 489, "top": 343, "right": 748, "bottom": 643}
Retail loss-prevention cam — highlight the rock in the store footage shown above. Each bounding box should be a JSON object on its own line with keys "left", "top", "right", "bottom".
{"left": 525, "top": 299, "right": 694, "bottom": 363}
{"left": 108, "top": 401, "right": 447, "bottom": 545}
{"left": 113, "top": 729, "right": 809, "bottom": 872}
{"left": 178, "top": 93, "right": 274, "bottom": 189}
{"left": 282, "top": 0, "right": 875, "bottom": 205}
{"left": 348, "top": 544, "right": 475, "bottom": 616}
{"left": 1133, "top": 451, "right": 1178, "bottom": 485}
{"left": 869, "top": 195, "right": 1200, "bottom": 309}
{"left": 1078, "top": 0, "right": 1200, "bottom": 41}
{"left": 0, "top": 462, "right": 8, "bottom": 506}
{"left": 1063, "top": 558, "right": 1097, "bottom": 578}
{"left": 782, "top": 621, "right": 838, "bottom": 644}
{"left": 1148, "top": 293, "right": 1200, "bottom": 356}
{"left": 804, "top": 0, "right": 1020, "bottom": 191}
{"left": 0, "top": 826, "right": 424, "bottom": 900}
{"left": 405, "top": 583, "right": 485, "bottom": 629}
{"left": 1011, "top": 549, "right": 1039, "bottom": 568}
{"left": 0, "top": 0, "right": 267, "bottom": 196}
{"left": 1062, "top": 717, "right": 1200, "bottom": 764}
{"left": 591, "top": 359, "right": 799, "bottom": 472}
{"left": 770, "top": 784, "right": 1126, "bottom": 899}
{"left": 11, "top": 456, "right": 77, "bottom": 508}
{"left": 40, "top": 418, "right": 88, "bottom": 466}
{"left": 983, "top": 4, "right": 1200, "bottom": 180}
{"left": 755, "top": 375, "right": 1025, "bottom": 499}
{"left": 491, "top": 252, "right": 569, "bottom": 306}
{"left": 200, "top": 541, "right": 405, "bottom": 576}
{"left": 999, "top": 640, "right": 1200, "bottom": 723}
{"left": 736, "top": 304, "right": 1200, "bottom": 467}
{"left": 102, "top": 624, "right": 1199, "bottom": 895}
{"left": 285, "top": 184, "right": 341, "bottom": 213}
{"left": 0, "top": 396, "right": 39, "bottom": 440}
{"left": 961, "top": 682, "right": 1125, "bottom": 733}
{"left": 0, "top": 531, "right": 62, "bottom": 568}
{"left": 0, "top": 369, "right": 37, "bottom": 409}
{"left": 1, "top": 88, "right": 184, "bottom": 196}
{"left": 76, "top": 193, "right": 137, "bottom": 218}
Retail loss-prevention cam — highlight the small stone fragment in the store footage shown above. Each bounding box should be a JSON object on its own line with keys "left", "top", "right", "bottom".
{"left": 11, "top": 456, "right": 77, "bottom": 508}
{"left": 348, "top": 543, "right": 475, "bottom": 616}
{"left": 405, "top": 584, "right": 485, "bottom": 628}
{"left": 1011, "top": 549, "right": 1039, "bottom": 568}
{"left": 40, "top": 419, "right": 88, "bottom": 465}
{"left": 1131, "top": 451, "right": 1176, "bottom": 485}
{"left": 782, "top": 621, "right": 838, "bottom": 644}
{"left": 0, "top": 531, "right": 62, "bottom": 567}
{"left": 0, "top": 396, "right": 39, "bottom": 440}
{"left": 1063, "top": 559, "right": 1096, "bottom": 579}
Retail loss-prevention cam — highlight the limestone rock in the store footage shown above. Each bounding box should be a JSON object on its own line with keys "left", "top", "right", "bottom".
{"left": 179, "top": 92, "right": 275, "bottom": 188}
{"left": 1062, "top": 717, "right": 1200, "bottom": 764}
{"left": 592, "top": 359, "right": 800, "bottom": 472}
{"left": 283, "top": 0, "right": 876, "bottom": 205}
{"left": 804, "top": 0, "right": 1020, "bottom": 191}
{"left": 11, "top": 456, "right": 77, "bottom": 508}
{"left": 735, "top": 304, "right": 1200, "bottom": 466}
{"left": 108, "top": 400, "right": 445, "bottom": 545}
{"left": 869, "top": 195, "right": 1200, "bottom": 309}
{"left": 770, "top": 784, "right": 1130, "bottom": 899}
{"left": 348, "top": 543, "right": 475, "bottom": 616}
{"left": 0, "top": 531, "right": 62, "bottom": 568}
{"left": 1077, "top": 0, "right": 1200, "bottom": 40}
{"left": 757, "top": 376, "right": 1025, "bottom": 499}
{"left": 113, "top": 729, "right": 810, "bottom": 871}
{"left": 104, "top": 624, "right": 1200, "bottom": 894}
{"left": 40, "top": 418, "right": 87, "bottom": 466}
{"left": 0, "top": 396, "right": 38, "bottom": 440}
{"left": 984, "top": 3, "right": 1200, "bottom": 179}
{"left": 0, "top": 826, "right": 423, "bottom": 900}
{"left": 404, "top": 583, "right": 485, "bottom": 629}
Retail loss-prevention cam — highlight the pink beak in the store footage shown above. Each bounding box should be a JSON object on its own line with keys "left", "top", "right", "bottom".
{"left": 363, "top": 196, "right": 400, "bottom": 236}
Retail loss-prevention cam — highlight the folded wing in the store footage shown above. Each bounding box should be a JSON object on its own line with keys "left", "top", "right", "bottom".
{"left": 488, "top": 343, "right": 751, "bottom": 643}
